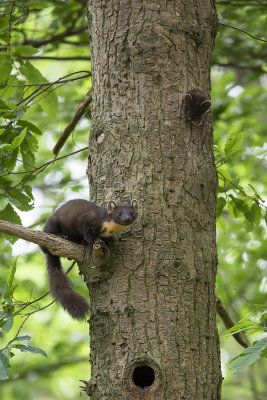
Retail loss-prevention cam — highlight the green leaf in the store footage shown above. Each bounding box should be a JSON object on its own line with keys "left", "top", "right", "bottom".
{"left": 0, "top": 17, "right": 10, "bottom": 32}
{"left": 229, "top": 337, "right": 267, "bottom": 373}
{"left": 0, "top": 57, "right": 12, "bottom": 84}
{"left": 0, "top": 281, "right": 8, "bottom": 298}
{"left": 230, "top": 196, "right": 246, "bottom": 213}
{"left": 12, "top": 344, "right": 47, "bottom": 357}
{"left": 19, "top": 61, "right": 58, "bottom": 117}
{"left": 5, "top": 283, "right": 18, "bottom": 298}
{"left": 251, "top": 203, "right": 262, "bottom": 225}
{"left": 224, "top": 322, "right": 258, "bottom": 336}
{"left": 10, "top": 108, "right": 25, "bottom": 122}
{"left": 248, "top": 184, "right": 264, "bottom": 203}
{"left": 10, "top": 45, "right": 39, "bottom": 58}
{"left": 2, "top": 317, "right": 13, "bottom": 333}
{"left": 18, "top": 120, "right": 42, "bottom": 136}
{"left": 244, "top": 209, "right": 255, "bottom": 224}
{"left": 228, "top": 200, "right": 241, "bottom": 218}
{"left": 24, "top": 185, "right": 33, "bottom": 200}
{"left": 216, "top": 197, "right": 226, "bottom": 217}
{"left": 0, "top": 197, "right": 9, "bottom": 212}
{"left": 0, "top": 75, "right": 20, "bottom": 99}
{"left": 0, "top": 143, "right": 12, "bottom": 152}
{"left": 218, "top": 168, "right": 232, "bottom": 182}
{"left": 21, "top": 149, "right": 36, "bottom": 171}
{"left": 12, "top": 335, "right": 31, "bottom": 342}
{"left": 217, "top": 217, "right": 226, "bottom": 232}
{"left": 0, "top": 353, "right": 10, "bottom": 380}
{"left": 9, "top": 190, "right": 33, "bottom": 211}
{"left": 224, "top": 131, "right": 244, "bottom": 157}
{"left": 0, "top": 204, "right": 21, "bottom": 243}
{"left": 7, "top": 259, "right": 17, "bottom": 288}
{"left": 11, "top": 127, "right": 27, "bottom": 150}
{"left": 0, "top": 32, "right": 9, "bottom": 44}
{"left": 28, "top": 1, "right": 50, "bottom": 9}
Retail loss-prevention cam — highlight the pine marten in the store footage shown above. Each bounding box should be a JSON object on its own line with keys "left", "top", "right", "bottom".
{"left": 41, "top": 199, "right": 138, "bottom": 320}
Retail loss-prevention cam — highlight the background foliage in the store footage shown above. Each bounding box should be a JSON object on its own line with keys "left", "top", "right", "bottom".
{"left": 0, "top": 0, "right": 266, "bottom": 399}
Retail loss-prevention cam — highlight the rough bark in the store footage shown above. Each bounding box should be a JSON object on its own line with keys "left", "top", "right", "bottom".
{"left": 83, "top": 0, "right": 221, "bottom": 398}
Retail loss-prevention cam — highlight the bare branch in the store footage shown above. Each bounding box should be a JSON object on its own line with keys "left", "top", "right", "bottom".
{"left": 213, "top": 62, "right": 265, "bottom": 73}
{"left": 22, "top": 55, "right": 91, "bottom": 61}
{"left": 53, "top": 90, "right": 92, "bottom": 156}
{"left": 0, "top": 220, "right": 85, "bottom": 262}
{"left": 219, "top": 22, "right": 267, "bottom": 43}
{"left": 217, "top": 1, "right": 267, "bottom": 5}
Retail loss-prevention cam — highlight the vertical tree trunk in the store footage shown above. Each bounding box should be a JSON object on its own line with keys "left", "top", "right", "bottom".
{"left": 84, "top": 1, "right": 221, "bottom": 398}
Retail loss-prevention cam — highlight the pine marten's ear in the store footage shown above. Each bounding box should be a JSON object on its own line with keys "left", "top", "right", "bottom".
{"left": 131, "top": 199, "right": 138, "bottom": 212}
{"left": 107, "top": 200, "right": 117, "bottom": 215}
{"left": 200, "top": 99, "right": 211, "bottom": 113}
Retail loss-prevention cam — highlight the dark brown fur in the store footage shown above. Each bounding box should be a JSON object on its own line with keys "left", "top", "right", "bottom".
{"left": 185, "top": 90, "right": 211, "bottom": 125}
{"left": 42, "top": 199, "right": 138, "bottom": 319}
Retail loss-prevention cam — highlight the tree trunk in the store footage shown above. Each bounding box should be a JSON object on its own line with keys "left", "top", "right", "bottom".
{"left": 83, "top": 0, "right": 221, "bottom": 398}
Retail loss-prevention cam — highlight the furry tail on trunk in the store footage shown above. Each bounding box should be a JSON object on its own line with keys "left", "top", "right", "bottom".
{"left": 45, "top": 252, "right": 89, "bottom": 320}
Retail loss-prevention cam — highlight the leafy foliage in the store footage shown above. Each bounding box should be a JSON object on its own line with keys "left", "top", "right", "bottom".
{"left": 213, "top": 2, "right": 267, "bottom": 398}
{"left": 229, "top": 337, "right": 267, "bottom": 374}
{"left": 224, "top": 305, "right": 267, "bottom": 373}
{"left": 0, "top": 1, "right": 90, "bottom": 398}
{"left": 0, "top": 0, "right": 90, "bottom": 233}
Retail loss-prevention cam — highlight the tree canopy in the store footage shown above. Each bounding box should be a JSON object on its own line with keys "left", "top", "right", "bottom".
{"left": 0, "top": 1, "right": 266, "bottom": 399}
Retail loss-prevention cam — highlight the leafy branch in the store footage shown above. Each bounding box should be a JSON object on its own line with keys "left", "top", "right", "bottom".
{"left": 224, "top": 304, "right": 267, "bottom": 373}
{"left": 218, "top": 171, "right": 266, "bottom": 209}
{"left": 0, "top": 253, "right": 79, "bottom": 380}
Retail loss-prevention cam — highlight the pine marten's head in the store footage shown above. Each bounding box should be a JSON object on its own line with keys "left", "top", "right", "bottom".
{"left": 101, "top": 200, "right": 138, "bottom": 238}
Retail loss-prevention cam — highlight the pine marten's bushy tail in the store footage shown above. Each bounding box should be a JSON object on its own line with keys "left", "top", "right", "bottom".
{"left": 45, "top": 253, "right": 89, "bottom": 320}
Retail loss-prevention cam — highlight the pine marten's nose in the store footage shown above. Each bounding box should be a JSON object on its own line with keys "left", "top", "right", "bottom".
{"left": 121, "top": 216, "right": 132, "bottom": 225}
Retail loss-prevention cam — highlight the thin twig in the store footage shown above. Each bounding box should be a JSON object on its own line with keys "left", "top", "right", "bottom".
{"left": 7, "top": 1, "right": 15, "bottom": 54}
{"left": 23, "top": 260, "right": 76, "bottom": 315}
{"left": 23, "top": 25, "right": 88, "bottom": 47}
{"left": 220, "top": 22, "right": 267, "bottom": 43}
{"left": 213, "top": 62, "right": 265, "bottom": 73}
{"left": 23, "top": 56, "right": 91, "bottom": 61}
{"left": 53, "top": 90, "right": 92, "bottom": 156}
{"left": 217, "top": 1, "right": 267, "bottom": 5}
{"left": 5, "top": 315, "right": 30, "bottom": 348}
{"left": 0, "top": 70, "right": 91, "bottom": 88}
{"left": 18, "top": 146, "right": 88, "bottom": 187}
{"left": 2, "top": 147, "right": 88, "bottom": 180}
{"left": 8, "top": 262, "right": 77, "bottom": 319}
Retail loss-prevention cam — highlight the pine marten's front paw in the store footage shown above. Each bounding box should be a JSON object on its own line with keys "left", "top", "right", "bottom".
{"left": 93, "top": 238, "right": 108, "bottom": 257}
